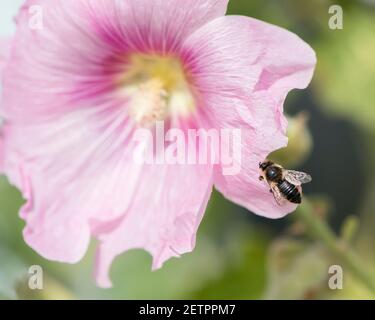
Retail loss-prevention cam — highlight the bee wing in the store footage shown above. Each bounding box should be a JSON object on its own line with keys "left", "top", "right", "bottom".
{"left": 270, "top": 184, "right": 288, "bottom": 206}
{"left": 284, "top": 170, "right": 312, "bottom": 186}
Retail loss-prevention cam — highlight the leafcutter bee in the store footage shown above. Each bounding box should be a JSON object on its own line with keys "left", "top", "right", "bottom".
{"left": 259, "top": 160, "right": 312, "bottom": 205}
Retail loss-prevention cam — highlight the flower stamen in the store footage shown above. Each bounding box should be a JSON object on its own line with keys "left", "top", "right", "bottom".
{"left": 127, "top": 79, "right": 169, "bottom": 127}
{"left": 118, "top": 54, "right": 195, "bottom": 127}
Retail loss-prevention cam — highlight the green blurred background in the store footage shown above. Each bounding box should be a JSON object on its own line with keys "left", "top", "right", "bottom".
{"left": 1, "top": 0, "right": 375, "bottom": 300}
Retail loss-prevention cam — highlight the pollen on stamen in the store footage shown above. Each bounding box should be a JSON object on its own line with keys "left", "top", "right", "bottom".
{"left": 127, "top": 79, "right": 169, "bottom": 128}
{"left": 118, "top": 54, "right": 196, "bottom": 127}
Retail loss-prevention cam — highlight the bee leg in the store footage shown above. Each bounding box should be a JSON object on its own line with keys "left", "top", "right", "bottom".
{"left": 259, "top": 176, "right": 264, "bottom": 181}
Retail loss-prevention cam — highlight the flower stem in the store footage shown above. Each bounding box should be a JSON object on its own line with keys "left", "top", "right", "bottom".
{"left": 297, "top": 199, "right": 375, "bottom": 294}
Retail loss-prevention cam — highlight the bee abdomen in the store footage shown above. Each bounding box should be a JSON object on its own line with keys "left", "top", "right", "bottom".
{"left": 278, "top": 180, "right": 301, "bottom": 204}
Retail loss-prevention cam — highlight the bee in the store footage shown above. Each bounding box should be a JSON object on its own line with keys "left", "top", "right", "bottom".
{"left": 259, "top": 160, "right": 312, "bottom": 205}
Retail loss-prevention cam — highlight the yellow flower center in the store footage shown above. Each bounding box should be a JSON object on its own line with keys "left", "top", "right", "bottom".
{"left": 118, "top": 54, "right": 195, "bottom": 127}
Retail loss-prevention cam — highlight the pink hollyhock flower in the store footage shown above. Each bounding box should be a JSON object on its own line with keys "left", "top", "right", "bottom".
{"left": 0, "top": 0, "right": 316, "bottom": 287}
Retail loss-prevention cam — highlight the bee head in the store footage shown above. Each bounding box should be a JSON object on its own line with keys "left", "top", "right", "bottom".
{"left": 259, "top": 160, "right": 273, "bottom": 171}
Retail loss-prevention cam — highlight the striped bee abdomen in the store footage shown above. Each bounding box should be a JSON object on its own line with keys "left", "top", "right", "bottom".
{"left": 278, "top": 180, "right": 301, "bottom": 204}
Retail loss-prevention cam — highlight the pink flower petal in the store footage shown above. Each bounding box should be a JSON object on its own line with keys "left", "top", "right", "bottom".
{"left": 1, "top": 0, "right": 222, "bottom": 277}
{"left": 0, "top": 37, "right": 13, "bottom": 173}
{"left": 88, "top": 0, "right": 229, "bottom": 53}
{"left": 182, "top": 16, "right": 316, "bottom": 218}
{"left": 94, "top": 163, "right": 213, "bottom": 288}
{"left": 1, "top": 103, "right": 134, "bottom": 262}
{"left": 2, "top": 0, "right": 229, "bottom": 121}
{"left": 0, "top": 38, "right": 12, "bottom": 74}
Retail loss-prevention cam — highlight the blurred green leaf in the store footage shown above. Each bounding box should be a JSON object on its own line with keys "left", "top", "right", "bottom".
{"left": 322, "top": 272, "right": 375, "bottom": 299}
{"left": 16, "top": 274, "right": 76, "bottom": 300}
{"left": 314, "top": 9, "right": 375, "bottom": 132}
{"left": 0, "top": 246, "right": 27, "bottom": 299}
{"left": 0, "top": 176, "right": 25, "bottom": 248}
{"left": 340, "top": 216, "right": 359, "bottom": 244}
{"left": 264, "top": 239, "right": 330, "bottom": 299}
{"left": 191, "top": 225, "right": 268, "bottom": 299}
